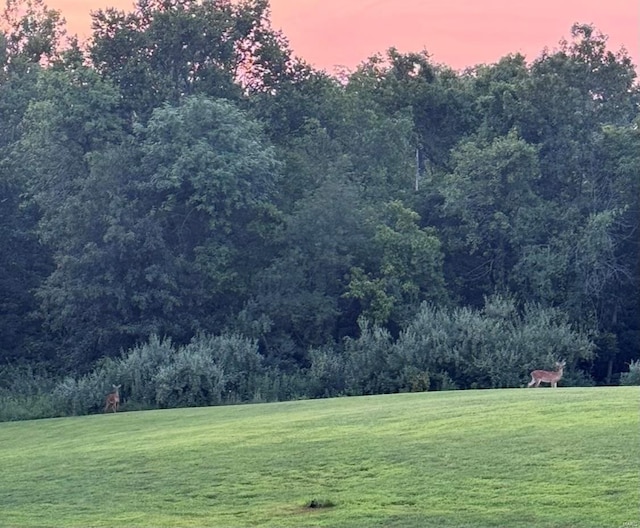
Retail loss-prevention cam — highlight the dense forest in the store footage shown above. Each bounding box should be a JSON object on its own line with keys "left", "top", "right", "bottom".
{"left": 1, "top": 0, "right": 638, "bottom": 419}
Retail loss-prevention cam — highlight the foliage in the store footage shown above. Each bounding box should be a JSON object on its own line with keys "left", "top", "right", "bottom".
{"left": 68, "top": 333, "right": 268, "bottom": 414}
{"left": 0, "top": 333, "right": 282, "bottom": 421}
{"left": 440, "top": 131, "right": 542, "bottom": 298}
{"left": 396, "top": 296, "right": 593, "bottom": 388}
{"left": 0, "top": 364, "right": 58, "bottom": 420}
{"left": 304, "top": 345, "right": 347, "bottom": 398}
{"left": 1, "top": 0, "right": 67, "bottom": 68}
{"left": 345, "top": 200, "right": 446, "bottom": 327}
{"left": 15, "top": 89, "right": 280, "bottom": 366}
{"left": 89, "top": 0, "right": 299, "bottom": 115}
{"left": 301, "top": 295, "right": 595, "bottom": 397}
{"left": 0, "top": 295, "right": 597, "bottom": 422}
{"left": 620, "top": 360, "right": 640, "bottom": 386}
{"left": 0, "top": 6, "right": 637, "bottom": 395}
{"left": 343, "top": 321, "right": 396, "bottom": 395}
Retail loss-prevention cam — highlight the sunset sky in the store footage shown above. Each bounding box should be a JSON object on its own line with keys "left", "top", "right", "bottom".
{"left": 50, "top": 0, "right": 639, "bottom": 72}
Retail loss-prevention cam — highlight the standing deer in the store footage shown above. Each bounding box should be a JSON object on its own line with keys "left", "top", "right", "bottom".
{"left": 104, "top": 384, "right": 121, "bottom": 412}
{"left": 528, "top": 360, "right": 566, "bottom": 388}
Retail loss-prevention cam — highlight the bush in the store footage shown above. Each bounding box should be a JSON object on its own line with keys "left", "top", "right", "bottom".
{"left": 93, "top": 333, "right": 267, "bottom": 410}
{"left": 154, "top": 349, "right": 225, "bottom": 407}
{"left": 306, "top": 346, "right": 347, "bottom": 398}
{"left": 620, "top": 360, "right": 640, "bottom": 385}
{"left": 51, "top": 367, "right": 121, "bottom": 416}
{"left": 388, "top": 295, "right": 595, "bottom": 390}
{"left": 183, "top": 334, "right": 263, "bottom": 402}
{"left": 0, "top": 365, "right": 59, "bottom": 421}
{"left": 252, "top": 368, "right": 309, "bottom": 403}
{"left": 0, "top": 299, "right": 600, "bottom": 422}
{"left": 344, "top": 321, "right": 397, "bottom": 395}
{"left": 114, "top": 335, "right": 176, "bottom": 407}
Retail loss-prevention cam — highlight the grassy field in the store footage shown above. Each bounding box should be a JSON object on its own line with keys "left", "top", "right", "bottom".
{"left": 0, "top": 387, "right": 638, "bottom": 528}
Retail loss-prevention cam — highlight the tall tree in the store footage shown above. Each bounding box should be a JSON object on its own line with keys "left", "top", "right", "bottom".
{"left": 345, "top": 200, "right": 447, "bottom": 329}
{"left": 521, "top": 24, "right": 638, "bottom": 202}
{"left": 439, "top": 131, "right": 543, "bottom": 303}
{"left": 89, "top": 0, "right": 297, "bottom": 116}
{"left": 346, "top": 49, "right": 477, "bottom": 170}
{"left": 20, "top": 93, "right": 280, "bottom": 368}
{"left": 1, "top": 0, "right": 67, "bottom": 69}
{"left": 238, "top": 178, "right": 371, "bottom": 364}
{"left": 0, "top": 0, "right": 68, "bottom": 364}
{"left": 12, "top": 65, "right": 127, "bottom": 366}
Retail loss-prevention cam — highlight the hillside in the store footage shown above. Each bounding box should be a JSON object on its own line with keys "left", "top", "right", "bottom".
{"left": 0, "top": 387, "right": 638, "bottom": 527}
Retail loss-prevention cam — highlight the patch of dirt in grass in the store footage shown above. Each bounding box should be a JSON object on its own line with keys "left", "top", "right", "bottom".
{"left": 304, "top": 498, "right": 336, "bottom": 510}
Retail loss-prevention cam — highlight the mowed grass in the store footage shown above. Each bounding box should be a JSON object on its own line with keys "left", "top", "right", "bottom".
{"left": 0, "top": 387, "right": 638, "bottom": 528}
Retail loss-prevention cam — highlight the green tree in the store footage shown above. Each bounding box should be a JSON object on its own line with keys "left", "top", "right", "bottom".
{"left": 237, "top": 179, "right": 372, "bottom": 364}
{"left": 440, "top": 131, "right": 543, "bottom": 302}
{"left": 12, "top": 65, "right": 128, "bottom": 366}
{"left": 0, "top": 3, "right": 69, "bottom": 364}
{"left": 471, "top": 54, "right": 530, "bottom": 140}
{"left": 136, "top": 94, "right": 281, "bottom": 308}
{"left": 0, "top": 164, "right": 53, "bottom": 363}
{"left": 516, "top": 27, "right": 639, "bottom": 379}
{"left": 346, "top": 49, "right": 476, "bottom": 170}
{"left": 1, "top": 0, "right": 67, "bottom": 69}
{"left": 580, "top": 123, "right": 640, "bottom": 380}
{"left": 520, "top": 24, "right": 638, "bottom": 202}
{"left": 18, "top": 87, "right": 280, "bottom": 368}
{"left": 345, "top": 201, "right": 446, "bottom": 328}
{"left": 90, "top": 0, "right": 297, "bottom": 116}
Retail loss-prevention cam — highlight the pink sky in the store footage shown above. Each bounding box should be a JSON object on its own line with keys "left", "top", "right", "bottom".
{"left": 51, "top": 0, "right": 639, "bottom": 72}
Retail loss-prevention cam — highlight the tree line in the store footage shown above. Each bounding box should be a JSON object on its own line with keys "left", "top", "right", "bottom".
{"left": 0, "top": 0, "right": 638, "bottom": 419}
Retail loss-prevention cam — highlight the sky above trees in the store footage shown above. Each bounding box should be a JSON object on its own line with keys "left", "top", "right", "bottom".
{"left": 49, "top": 0, "right": 639, "bottom": 71}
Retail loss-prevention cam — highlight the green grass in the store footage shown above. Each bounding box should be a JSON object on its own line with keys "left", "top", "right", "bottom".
{"left": 0, "top": 387, "right": 638, "bottom": 528}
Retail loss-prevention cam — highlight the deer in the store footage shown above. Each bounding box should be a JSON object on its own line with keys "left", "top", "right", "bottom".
{"left": 528, "top": 360, "right": 566, "bottom": 388}
{"left": 104, "top": 384, "right": 121, "bottom": 412}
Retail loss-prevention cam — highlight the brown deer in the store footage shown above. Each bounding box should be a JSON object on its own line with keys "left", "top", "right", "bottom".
{"left": 528, "top": 360, "right": 566, "bottom": 388}
{"left": 104, "top": 384, "right": 121, "bottom": 412}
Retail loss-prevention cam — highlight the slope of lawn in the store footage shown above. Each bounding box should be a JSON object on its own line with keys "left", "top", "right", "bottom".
{"left": 0, "top": 387, "right": 638, "bottom": 528}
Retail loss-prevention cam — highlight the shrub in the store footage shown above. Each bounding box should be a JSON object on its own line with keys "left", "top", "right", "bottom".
{"left": 114, "top": 335, "right": 176, "bottom": 407}
{"left": 51, "top": 369, "right": 114, "bottom": 415}
{"left": 393, "top": 295, "right": 595, "bottom": 389}
{"left": 306, "top": 346, "right": 346, "bottom": 398}
{"left": 154, "top": 349, "right": 225, "bottom": 408}
{"left": 620, "top": 360, "right": 640, "bottom": 385}
{"left": 102, "top": 333, "right": 265, "bottom": 410}
{"left": 0, "top": 365, "right": 59, "bottom": 421}
{"left": 183, "top": 334, "right": 263, "bottom": 402}
{"left": 344, "top": 321, "right": 397, "bottom": 395}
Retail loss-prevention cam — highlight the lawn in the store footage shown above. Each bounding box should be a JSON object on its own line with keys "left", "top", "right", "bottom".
{"left": 0, "top": 387, "right": 638, "bottom": 527}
